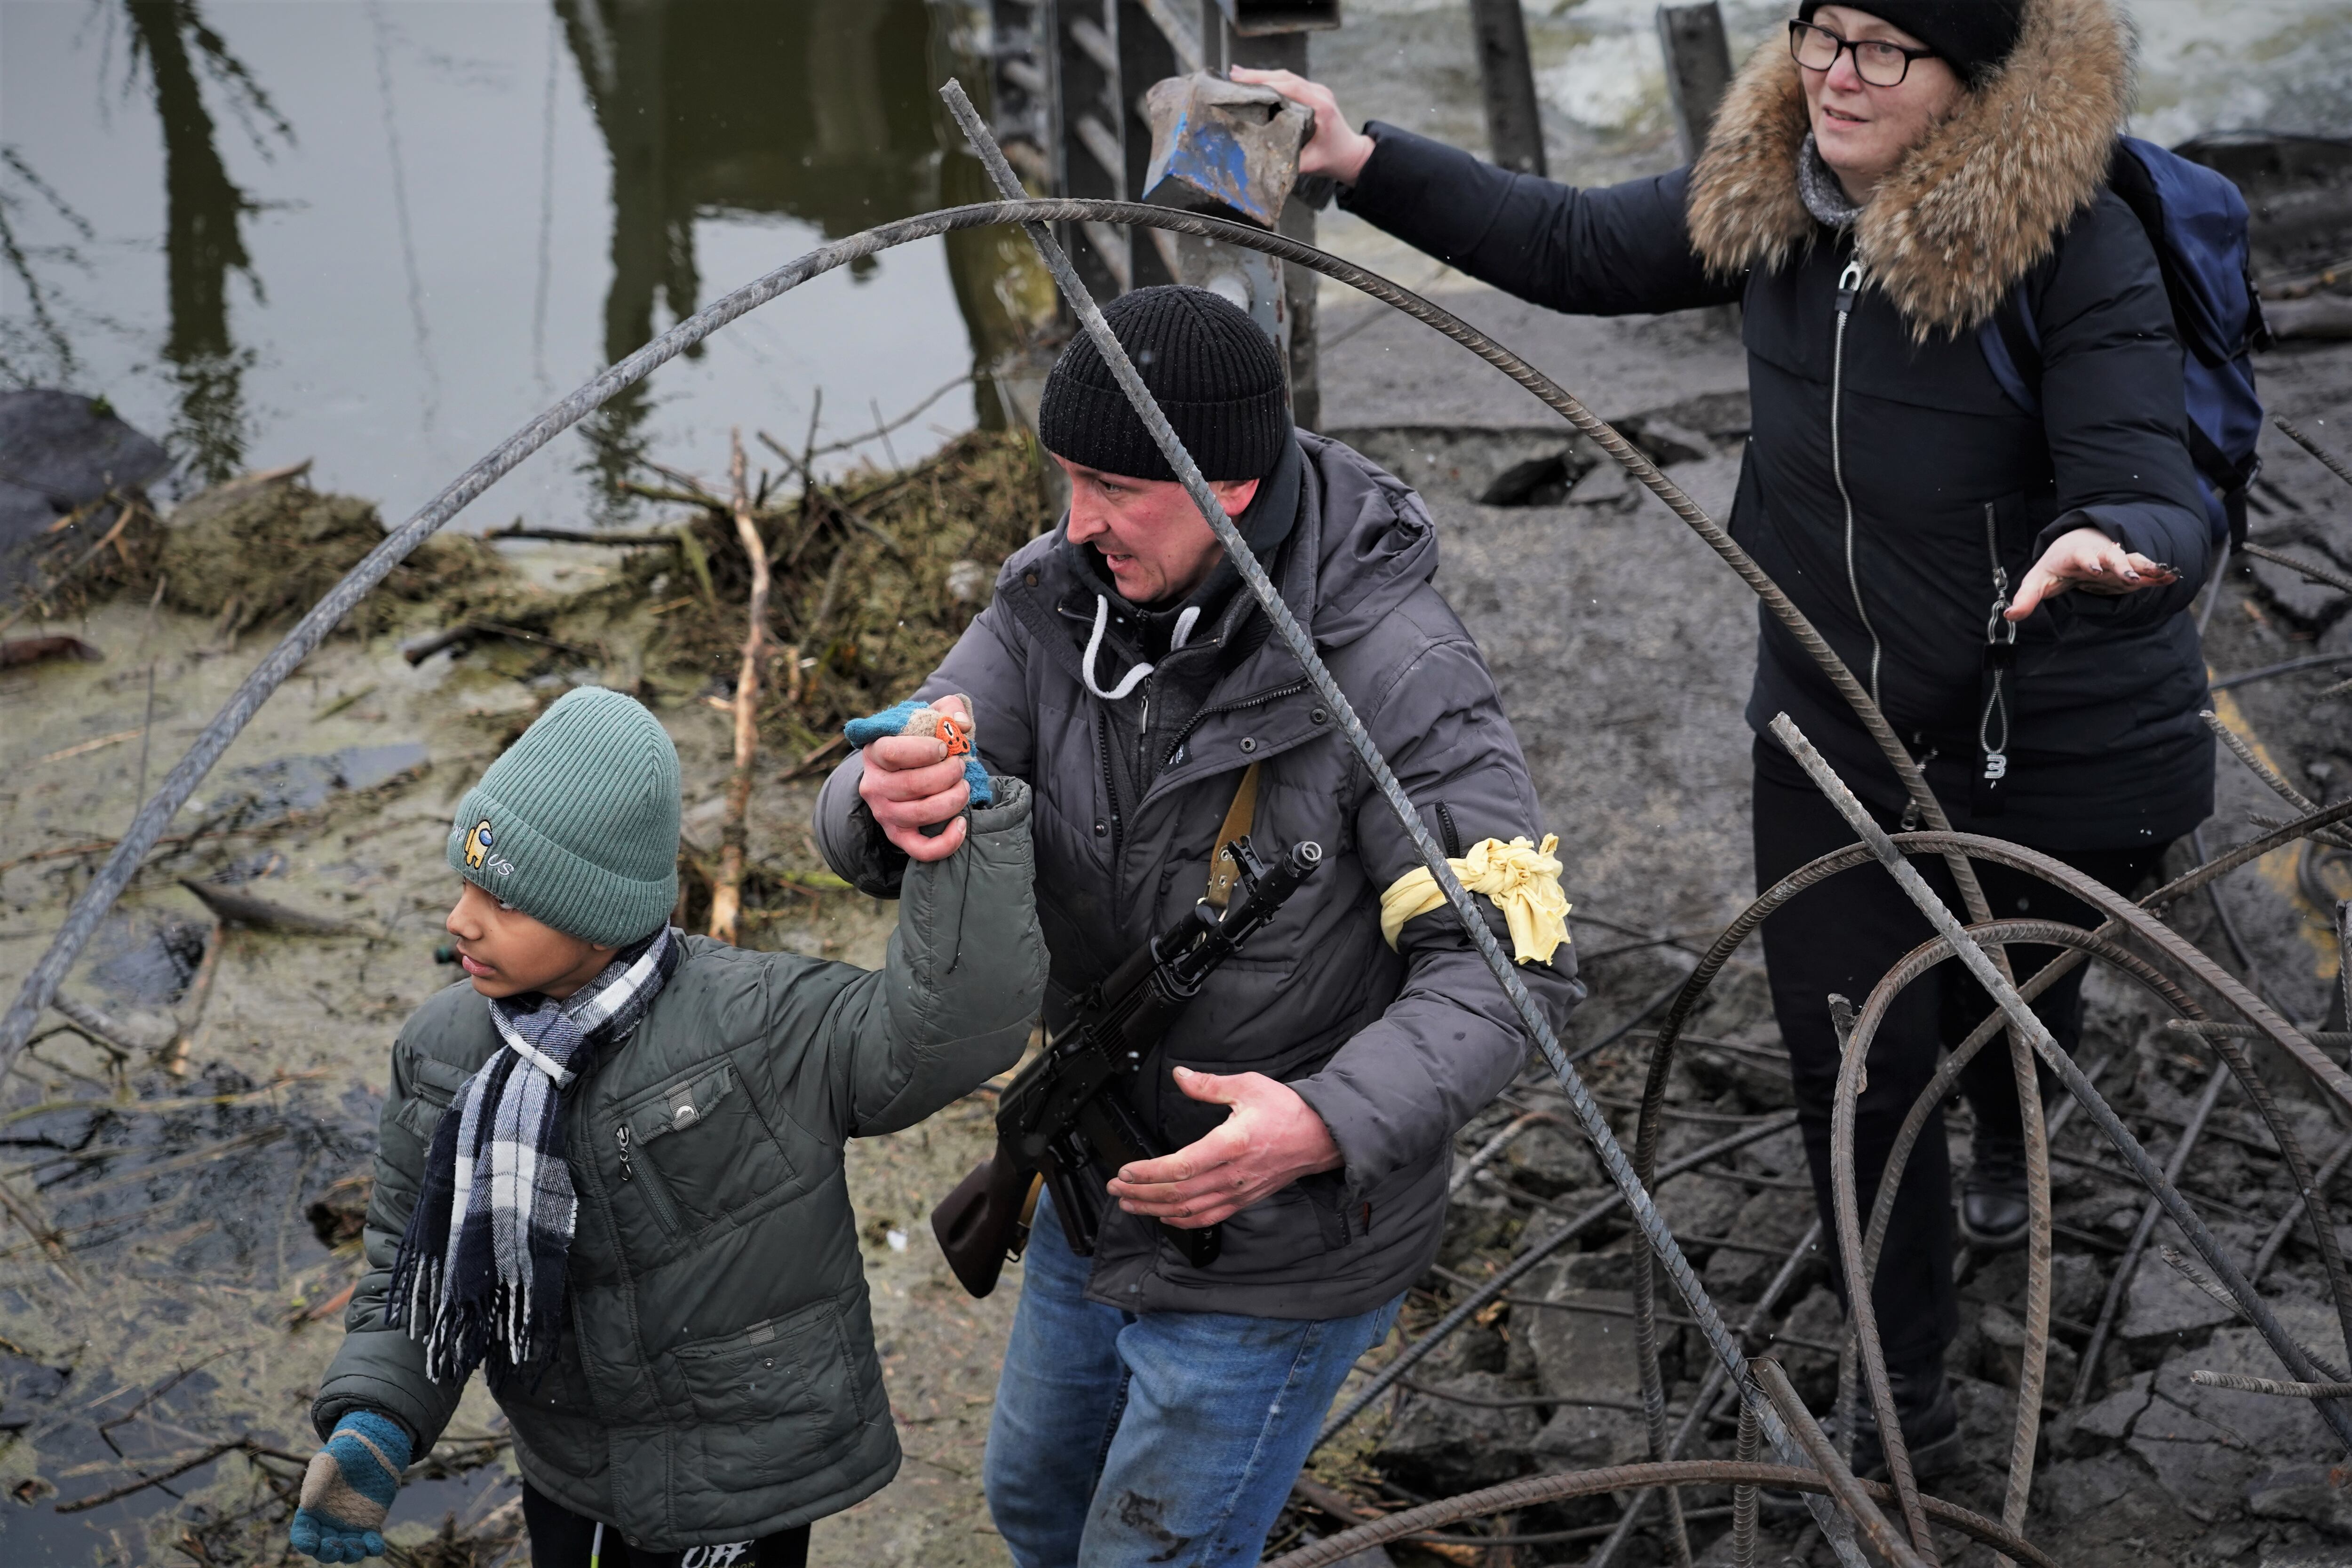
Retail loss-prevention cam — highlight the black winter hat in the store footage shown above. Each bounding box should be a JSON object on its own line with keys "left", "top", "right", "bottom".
{"left": 1796, "top": 0, "right": 2026, "bottom": 86}
{"left": 1037, "top": 286, "right": 1290, "bottom": 482}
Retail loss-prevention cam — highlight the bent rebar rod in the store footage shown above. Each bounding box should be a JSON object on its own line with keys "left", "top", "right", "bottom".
{"left": 3, "top": 204, "right": 2013, "bottom": 1070}
{"left": 1259, "top": 1459, "right": 2058, "bottom": 1568}
{"left": 1317, "top": 1114, "right": 1797, "bottom": 1448}
{"left": 1587, "top": 1220, "right": 1825, "bottom": 1568}
{"left": 1623, "top": 795, "right": 2352, "bottom": 1555}
{"left": 935, "top": 78, "right": 1872, "bottom": 1566}
{"left": 1769, "top": 712, "right": 2352, "bottom": 1453}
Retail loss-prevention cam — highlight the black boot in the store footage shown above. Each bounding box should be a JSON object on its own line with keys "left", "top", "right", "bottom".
{"left": 1835, "top": 1361, "right": 1963, "bottom": 1481}
{"left": 1960, "top": 1130, "right": 2030, "bottom": 1251}
{"left": 1763, "top": 1360, "right": 1963, "bottom": 1517}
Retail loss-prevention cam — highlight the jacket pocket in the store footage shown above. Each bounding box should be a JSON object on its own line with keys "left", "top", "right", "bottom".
{"left": 501, "top": 1322, "right": 597, "bottom": 1420}
{"left": 390, "top": 1094, "right": 449, "bottom": 1142}
{"left": 618, "top": 1061, "right": 798, "bottom": 1237}
{"left": 668, "top": 1297, "right": 864, "bottom": 1457}
{"left": 389, "top": 1052, "right": 477, "bottom": 1141}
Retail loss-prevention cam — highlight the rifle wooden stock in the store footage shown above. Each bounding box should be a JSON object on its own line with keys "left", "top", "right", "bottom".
{"left": 931, "top": 1143, "right": 1033, "bottom": 1299}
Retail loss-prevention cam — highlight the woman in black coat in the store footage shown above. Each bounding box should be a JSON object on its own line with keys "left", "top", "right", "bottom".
{"left": 1242, "top": 0, "right": 2214, "bottom": 1476}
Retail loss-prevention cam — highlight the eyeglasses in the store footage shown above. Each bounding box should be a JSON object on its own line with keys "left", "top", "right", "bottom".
{"left": 1788, "top": 19, "right": 1938, "bottom": 88}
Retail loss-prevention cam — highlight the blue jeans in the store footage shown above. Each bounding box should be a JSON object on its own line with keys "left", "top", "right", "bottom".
{"left": 982, "top": 1195, "right": 1403, "bottom": 1568}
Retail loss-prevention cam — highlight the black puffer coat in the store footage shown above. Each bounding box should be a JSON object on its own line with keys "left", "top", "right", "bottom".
{"left": 1340, "top": 0, "right": 2213, "bottom": 850}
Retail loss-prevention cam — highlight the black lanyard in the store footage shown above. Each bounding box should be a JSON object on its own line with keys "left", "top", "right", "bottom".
{"left": 1973, "top": 501, "right": 2018, "bottom": 817}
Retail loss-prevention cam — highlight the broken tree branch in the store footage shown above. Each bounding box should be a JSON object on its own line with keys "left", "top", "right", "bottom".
{"left": 45, "top": 995, "right": 151, "bottom": 1059}
{"left": 710, "top": 430, "right": 771, "bottom": 947}
{"left": 398, "top": 620, "right": 598, "bottom": 668}
{"left": 161, "top": 919, "right": 229, "bottom": 1077}
{"left": 756, "top": 429, "right": 906, "bottom": 558}
{"left": 177, "top": 878, "right": 357, "bottom": 935}
{"left": 485, "top": 522, "right": 683, "bottom": 547}
{"left": 56, "top": 1436, "right": 271, "bottom": 1513}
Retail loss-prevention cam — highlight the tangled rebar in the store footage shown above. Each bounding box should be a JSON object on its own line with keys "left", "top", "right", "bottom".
{"left": 6, "top": 70, "right": 2348, "bottom": 1562}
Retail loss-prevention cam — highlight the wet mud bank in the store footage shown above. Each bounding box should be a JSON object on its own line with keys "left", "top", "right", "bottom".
{"left": 0, "top": 433, "right": 1042, "bottom": 1566}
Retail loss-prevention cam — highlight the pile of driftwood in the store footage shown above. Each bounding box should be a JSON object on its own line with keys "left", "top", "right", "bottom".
{"left": 572, "top": 417, "right": 1046, "bottom": 941}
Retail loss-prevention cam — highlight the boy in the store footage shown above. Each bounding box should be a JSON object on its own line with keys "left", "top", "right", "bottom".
{"left": 294, "top": 687, "right": 1041, "bottom": 1565}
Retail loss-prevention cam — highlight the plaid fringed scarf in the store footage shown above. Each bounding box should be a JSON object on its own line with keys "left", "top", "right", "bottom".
{"left": 387, "top": 926, "right": 681, "bottom": 1384}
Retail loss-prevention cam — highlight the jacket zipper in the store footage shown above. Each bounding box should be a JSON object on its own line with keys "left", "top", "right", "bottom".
{"left": 1097, "top": 710, "right": 1123, "bottom": 857}
{"left": 1831, "top": 255, "right": 1884, "bottom": 712}
{"left": 616, "top": 1124, "right": 684, "bottom": 1236}
{"left": 1138, "top": 683, "right": 1153, "bottom": 784}
{"left": 1159, "top": 679, "right": 1312, "bottom": 771}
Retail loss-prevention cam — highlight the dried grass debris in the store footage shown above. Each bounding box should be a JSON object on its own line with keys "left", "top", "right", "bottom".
{"left": 159, "top": 470, "right": 509, "bottom": 640}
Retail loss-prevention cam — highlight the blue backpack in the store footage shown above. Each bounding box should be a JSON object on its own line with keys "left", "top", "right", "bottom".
{"left": 1979, "top": 136, "right": 2269, "bottom": 550}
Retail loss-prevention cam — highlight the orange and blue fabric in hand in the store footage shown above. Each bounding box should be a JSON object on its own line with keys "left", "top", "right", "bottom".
{"left": 844, "top": 700, "right": 993, "bottom": 807}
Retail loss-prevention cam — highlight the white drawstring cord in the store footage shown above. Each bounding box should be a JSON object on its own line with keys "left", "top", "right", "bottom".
{"left": 1080, "top": 597, "right": 1199, "bottom": 700}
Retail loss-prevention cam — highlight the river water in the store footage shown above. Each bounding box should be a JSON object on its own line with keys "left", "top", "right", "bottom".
{"left": 0, "top": 0, "right": 1040, "bottom": 530}
{"left": 2, "top": 0, "right": 2348, "bottom": 531}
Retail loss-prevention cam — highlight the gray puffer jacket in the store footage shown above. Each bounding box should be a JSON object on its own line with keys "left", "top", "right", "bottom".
{"left": 313, "top": 782, "right": 1043, "bottom": 1551}
{"left": 816, "top": 432, "right": 1582, "bottom": 1319}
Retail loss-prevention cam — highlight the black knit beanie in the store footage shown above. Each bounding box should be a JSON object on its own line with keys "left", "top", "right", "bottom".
{"left": 1037, "top": 286, "right": 1290, "bottom": 482}
{"left": 1797, "top": 0, "right": 2026, "bottom": 86}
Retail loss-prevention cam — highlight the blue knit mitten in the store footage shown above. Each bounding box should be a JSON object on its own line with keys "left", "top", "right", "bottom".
{"left": 845, "top": 698, "right": 993, "bottom": 807}
{"left": 289, "top": 1410, "right": 411, "bottom": 1562}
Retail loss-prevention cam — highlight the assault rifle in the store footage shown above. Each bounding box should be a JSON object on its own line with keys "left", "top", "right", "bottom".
{"left": 930, "top": 834, "right": 1324, "bottom": 1298}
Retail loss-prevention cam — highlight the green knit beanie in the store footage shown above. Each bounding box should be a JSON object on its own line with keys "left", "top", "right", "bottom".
{"left": 446, "top": 687, "right": 680, "bottom": 947}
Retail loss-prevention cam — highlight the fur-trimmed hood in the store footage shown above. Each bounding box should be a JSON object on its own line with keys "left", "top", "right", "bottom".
{"left": 1687, "top": 0, "right": 2131, "bottom": 337}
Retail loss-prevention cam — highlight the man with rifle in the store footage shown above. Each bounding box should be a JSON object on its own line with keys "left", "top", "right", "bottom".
{"left": 813, "top": 285, "right": 1582, "bottom": 1568}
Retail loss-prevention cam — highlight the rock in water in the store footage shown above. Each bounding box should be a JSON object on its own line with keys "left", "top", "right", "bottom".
{"left": 0, "top": 390, "right": 169, "bottom": 591}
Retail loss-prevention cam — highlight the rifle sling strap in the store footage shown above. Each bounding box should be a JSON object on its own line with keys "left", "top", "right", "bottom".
{"left": 1201, "top": 762, "right": 1263, "bottom": 909}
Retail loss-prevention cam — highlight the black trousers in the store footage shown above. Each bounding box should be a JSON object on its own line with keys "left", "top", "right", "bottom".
{"left": 522, "top": 1483, "right": 811, "bottom": 1568}
{"left": 1751, "top": 740, "right": 2168, "bottom": 1370}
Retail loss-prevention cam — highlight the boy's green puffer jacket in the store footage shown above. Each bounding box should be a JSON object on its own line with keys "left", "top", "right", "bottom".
{"left": 312, "top": 781, "right": 1042, "bottom": 1551}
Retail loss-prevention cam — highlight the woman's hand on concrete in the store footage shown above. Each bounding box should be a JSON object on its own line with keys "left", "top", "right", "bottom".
{"left": 1228, "top": 67, "right": 1376, "bottom": 186}
{"left": 1104, "top": 1066, "right": 1343, "bottom": 1228}
{"left": 856, "top": 694, "right": 971, "bottom": 861}
{"left": 2006, "top": 525, "right": 2177, "bottom": 620}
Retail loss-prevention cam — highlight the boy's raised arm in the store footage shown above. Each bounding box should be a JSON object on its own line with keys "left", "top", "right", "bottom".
{"left": 825, "top": 775, "right": 1044, "bottom": 1137}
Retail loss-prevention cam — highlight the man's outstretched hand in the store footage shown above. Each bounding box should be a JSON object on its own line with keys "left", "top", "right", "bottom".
{"left": 1104, "top": 1067, "right": 1343, "bottom": 1229}
{"left": 856, "top": 694, "right": 973, "bottom": 861}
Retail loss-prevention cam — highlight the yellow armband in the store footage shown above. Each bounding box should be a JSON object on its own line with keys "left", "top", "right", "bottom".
{"left": 1378, "top": 834, "right": 1571, "bottom": 966}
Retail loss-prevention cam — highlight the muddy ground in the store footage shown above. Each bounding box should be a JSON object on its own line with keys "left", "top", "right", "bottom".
{"left": 2, "top": 301, "right": 2350, "bottom": 1568}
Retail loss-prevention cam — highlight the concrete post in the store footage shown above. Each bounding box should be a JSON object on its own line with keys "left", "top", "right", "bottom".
{"left": 1467, "top": 0, "right": 1546, "bottom": 178}
{"left": 1658, "top": 2, "right": 1734, "bottom": 165}
{"left": 1201, "top": 1, "right": 1336, "bottom": 430}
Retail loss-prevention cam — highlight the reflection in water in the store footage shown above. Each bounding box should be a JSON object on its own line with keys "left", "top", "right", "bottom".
{"left": 0, "top": 148, "right": 92, "bottom": 386}
{"left": 367, "top": 2, "right": 443, "bottom": 433}
{"left": 6, "top": 1, "right": 1047, "bottom": 521}
{"left": 556, "top": 0, "right": 1044, "bottom": 518}
{"left": 125, "top": 0, "right": 292, "bottom": 486}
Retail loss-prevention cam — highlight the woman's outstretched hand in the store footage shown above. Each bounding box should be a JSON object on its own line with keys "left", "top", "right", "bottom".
{"left": 2006, "top": 525, "right": 2178, "bottom": 620}
{"left": 1228, "top": 67, "right": 1377, "bottom": 186}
